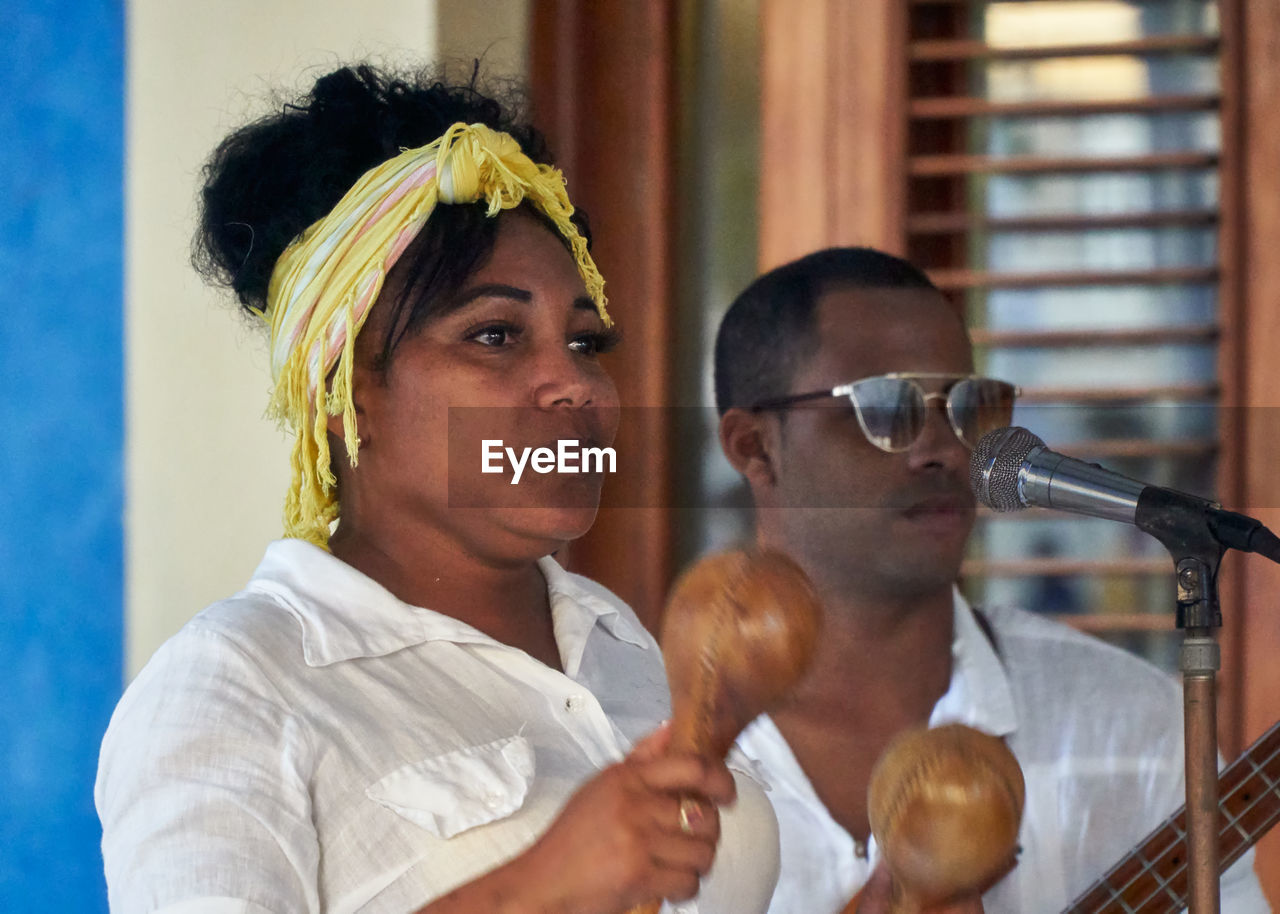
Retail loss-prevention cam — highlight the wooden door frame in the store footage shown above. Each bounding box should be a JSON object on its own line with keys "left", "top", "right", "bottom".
{"left": 530, "top": 0, "right": 678, "bottom": 630}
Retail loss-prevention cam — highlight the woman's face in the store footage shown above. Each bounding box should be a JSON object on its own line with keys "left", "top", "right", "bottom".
{"left": 339, "top": 209, "right": 621, "bottom": 562}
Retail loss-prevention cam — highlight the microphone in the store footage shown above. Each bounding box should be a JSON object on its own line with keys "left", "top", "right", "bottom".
{"left": 969, "top": 426, "right": 1280, "bottom": 563}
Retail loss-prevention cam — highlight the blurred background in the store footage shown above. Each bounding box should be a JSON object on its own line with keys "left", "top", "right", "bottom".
{"left": 4, "top": 0, "right": 1279, "bottom": 909}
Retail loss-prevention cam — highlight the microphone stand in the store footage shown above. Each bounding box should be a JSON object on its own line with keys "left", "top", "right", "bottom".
{"left": 971, "top": 424, "right": 1280, "bottom": 911}
{"left": 1135, "top": 489, "right": 1226, "bottom": 914}
{"left": 1174, "top": 555, "right": 1222, "bottom": 914}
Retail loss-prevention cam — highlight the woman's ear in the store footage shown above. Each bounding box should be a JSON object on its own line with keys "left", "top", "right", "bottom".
{"left": 326, "top": 364, "right": 373, "bottom": 448}
{"left": 325, "top": 408, "right": 363, "bottom": 446}
{"left": 719, "top": 408, "right": 779, "bottom": 493}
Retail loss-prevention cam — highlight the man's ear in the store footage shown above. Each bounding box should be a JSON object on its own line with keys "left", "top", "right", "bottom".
{"left": 719, "top": 407, "right": 779, "bottom": 493}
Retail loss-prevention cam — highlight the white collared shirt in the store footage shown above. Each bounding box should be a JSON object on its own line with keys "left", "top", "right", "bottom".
{"left": 96, "top": 539, "right": 779, "bottom": 914}
{"left": 736, "top": 592, "right": 1271, "bottom": 914}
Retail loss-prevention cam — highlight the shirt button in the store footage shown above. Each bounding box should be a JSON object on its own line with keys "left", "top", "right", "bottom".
{"left": 484, "top": 793, "right": 504, "bottom": 810}
{"left": 565, "top": 694, "right": 586, "bottom": 713}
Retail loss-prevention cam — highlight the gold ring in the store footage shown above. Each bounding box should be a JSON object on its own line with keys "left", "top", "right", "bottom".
{"left": 678, "top": 797, "right": 701, "bottom": 835}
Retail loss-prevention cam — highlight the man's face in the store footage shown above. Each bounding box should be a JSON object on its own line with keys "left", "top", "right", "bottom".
{"left": 763, "top": 285, "right": 977, "bottom": 602}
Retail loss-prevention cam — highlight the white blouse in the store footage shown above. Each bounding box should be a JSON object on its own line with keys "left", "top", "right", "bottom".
{"left": 96, "top": 540, "right": 779, "bottom": 914}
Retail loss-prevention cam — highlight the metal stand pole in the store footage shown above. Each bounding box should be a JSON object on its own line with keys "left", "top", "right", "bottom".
{"left": 1174, "top": 557, "right": 1222, "bottom": 914}
{"left": 1079, "top": 477, "right": 1280, "bottom": 910}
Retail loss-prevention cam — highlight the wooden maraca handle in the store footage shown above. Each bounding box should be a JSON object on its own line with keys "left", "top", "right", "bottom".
{"left": 840, "top": 724, "right": 1025, "bottom": 914}
{"left": 629, "top": 547, "right": 823, "bottom": 914}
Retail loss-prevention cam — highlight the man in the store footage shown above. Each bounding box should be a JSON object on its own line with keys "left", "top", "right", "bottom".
{"left": 714, "top": 247, "right": 1270, "bottom": 913}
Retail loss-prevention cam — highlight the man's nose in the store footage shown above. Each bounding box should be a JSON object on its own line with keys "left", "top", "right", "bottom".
{"left": 907, "top": 393, "right": 968, "bottom": 471}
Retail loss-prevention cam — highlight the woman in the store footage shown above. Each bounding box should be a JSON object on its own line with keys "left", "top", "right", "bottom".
{"left": 95, "top": 64, "right": 778, "bottom": 913}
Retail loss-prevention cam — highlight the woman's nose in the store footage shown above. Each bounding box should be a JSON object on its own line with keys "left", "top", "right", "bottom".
{"left": 531, "top": 346, "right": 597, "bottom": 410}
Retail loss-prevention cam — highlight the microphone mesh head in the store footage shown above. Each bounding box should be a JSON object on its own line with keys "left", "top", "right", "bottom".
{"left": 968, "top": 426, "right": 1045, "bottom": 512}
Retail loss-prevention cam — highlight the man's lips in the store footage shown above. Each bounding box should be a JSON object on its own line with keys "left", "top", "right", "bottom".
{"left": 901, "top": 493, "right": 975, "bottom": 519}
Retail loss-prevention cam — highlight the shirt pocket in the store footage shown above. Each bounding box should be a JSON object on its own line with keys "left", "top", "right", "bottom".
{"left": 365, "top": 734, "right": 535, "bottom": 839}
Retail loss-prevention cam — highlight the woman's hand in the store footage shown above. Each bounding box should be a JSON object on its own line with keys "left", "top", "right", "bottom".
{"left": 415, "top": 723, "right": 738, "bottom": 914}
{"left": 512, "top": 722, "right": 738, "bottom": 914}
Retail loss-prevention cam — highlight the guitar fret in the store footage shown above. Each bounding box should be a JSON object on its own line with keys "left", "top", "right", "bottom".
{"left": 1140, "top": 781, "right": 1280, "bottom": 911}
{"left": 1224, "top": 774, "right": 1280, "bottom": 864}
{"left": 1066, "top": 721, "right": 1280, "bottom": 914}
{"left": 1152, "top": 856, "right": 1182, "bottom": 908}
{"left": 1083, "top": 814, "right": 1187, "bottom": 914}
{"left": 1108, "top": 861, "right": 1156, "bottom": 911}
{"left": 1226, "top": 745, "right": 1280, "bottom": 833}
{"left": 1106, "top": 878, "right": 1139, "bottom": 914}
{"left": 1137, "top": 743, "right": 1280, "bottom": 910}
{"left": 1229, "top": 815, "right": 1252, "bottom": 843}
{"left": 1134, "top": 847, "right": 1183, "bottom": 908}
{"left": 1245, "top": 752, "right": 1277, "bottom": 788}
{"left": 1149, "top": 840, "right": 1188, "bottom": 913}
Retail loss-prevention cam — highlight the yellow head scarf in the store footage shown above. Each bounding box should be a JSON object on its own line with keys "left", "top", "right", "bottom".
{"left": 263, "top": 121, "right": 609, "bottom": 547}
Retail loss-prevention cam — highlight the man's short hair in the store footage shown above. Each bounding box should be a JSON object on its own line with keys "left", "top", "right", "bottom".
{"left": 713, "top": 246, "right": 939, "bottom": 415}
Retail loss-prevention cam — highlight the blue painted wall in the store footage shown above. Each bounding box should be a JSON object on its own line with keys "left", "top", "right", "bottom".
{"left": 0, "top": 0, "right": 124, "bottom": 910}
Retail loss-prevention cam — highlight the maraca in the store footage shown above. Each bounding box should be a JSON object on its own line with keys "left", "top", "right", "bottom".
{"left": 629, "top": 547, "right": 823, "bottom": 914}
{"left": 842, "top": 723, "right": 1025, "bottom": 914}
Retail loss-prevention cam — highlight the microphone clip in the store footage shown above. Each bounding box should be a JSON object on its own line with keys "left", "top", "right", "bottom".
{"left": 1135, "top": 487, "right": 1225, "bottom": 630}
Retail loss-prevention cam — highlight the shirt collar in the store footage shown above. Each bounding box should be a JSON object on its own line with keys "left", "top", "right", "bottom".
{"left": 928, "top": 588, "right": 1019, "bottom": 737}
{"left": 541, "top": 553, "right": 650, "bottom": 677}
{"left": 247, "top": 539, "right": 648, "bottom": 668}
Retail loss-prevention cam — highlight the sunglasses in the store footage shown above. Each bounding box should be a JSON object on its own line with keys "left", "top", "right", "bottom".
{"left": 751, "top": 372, "right": 1019, "bottom": 453}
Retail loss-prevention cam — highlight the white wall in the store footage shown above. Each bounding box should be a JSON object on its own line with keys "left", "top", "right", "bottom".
{"left": 123, "top": 3, "right": 394, "bottom": 677}
{"left": 438, "top": 0, "right": 528, "bottom": 78}
{"left": 126, "top": 1, "right": 533, "bottom": 677}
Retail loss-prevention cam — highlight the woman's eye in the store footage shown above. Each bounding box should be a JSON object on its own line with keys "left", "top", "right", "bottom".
{"left": 467, "top": 323, "right": 519, "bottom": 347}
{"left": 569, "top": 328, "right": 622, "bottom": 356}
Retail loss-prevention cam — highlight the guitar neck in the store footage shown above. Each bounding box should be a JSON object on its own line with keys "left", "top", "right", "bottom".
{"left": 1064, "top": 720, "right": 1280, "bottom": 914}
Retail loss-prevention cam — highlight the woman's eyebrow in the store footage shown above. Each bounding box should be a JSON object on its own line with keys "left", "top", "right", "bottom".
{"left": 447, "top": 284, "right": 598, "bottom": 315}
{"left": 453, "top": 283, "right": 533, "bottom": 307}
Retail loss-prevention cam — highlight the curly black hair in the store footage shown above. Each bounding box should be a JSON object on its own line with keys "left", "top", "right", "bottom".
{"left": 193, "top": 63, "right": 589, "bottom": 370}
